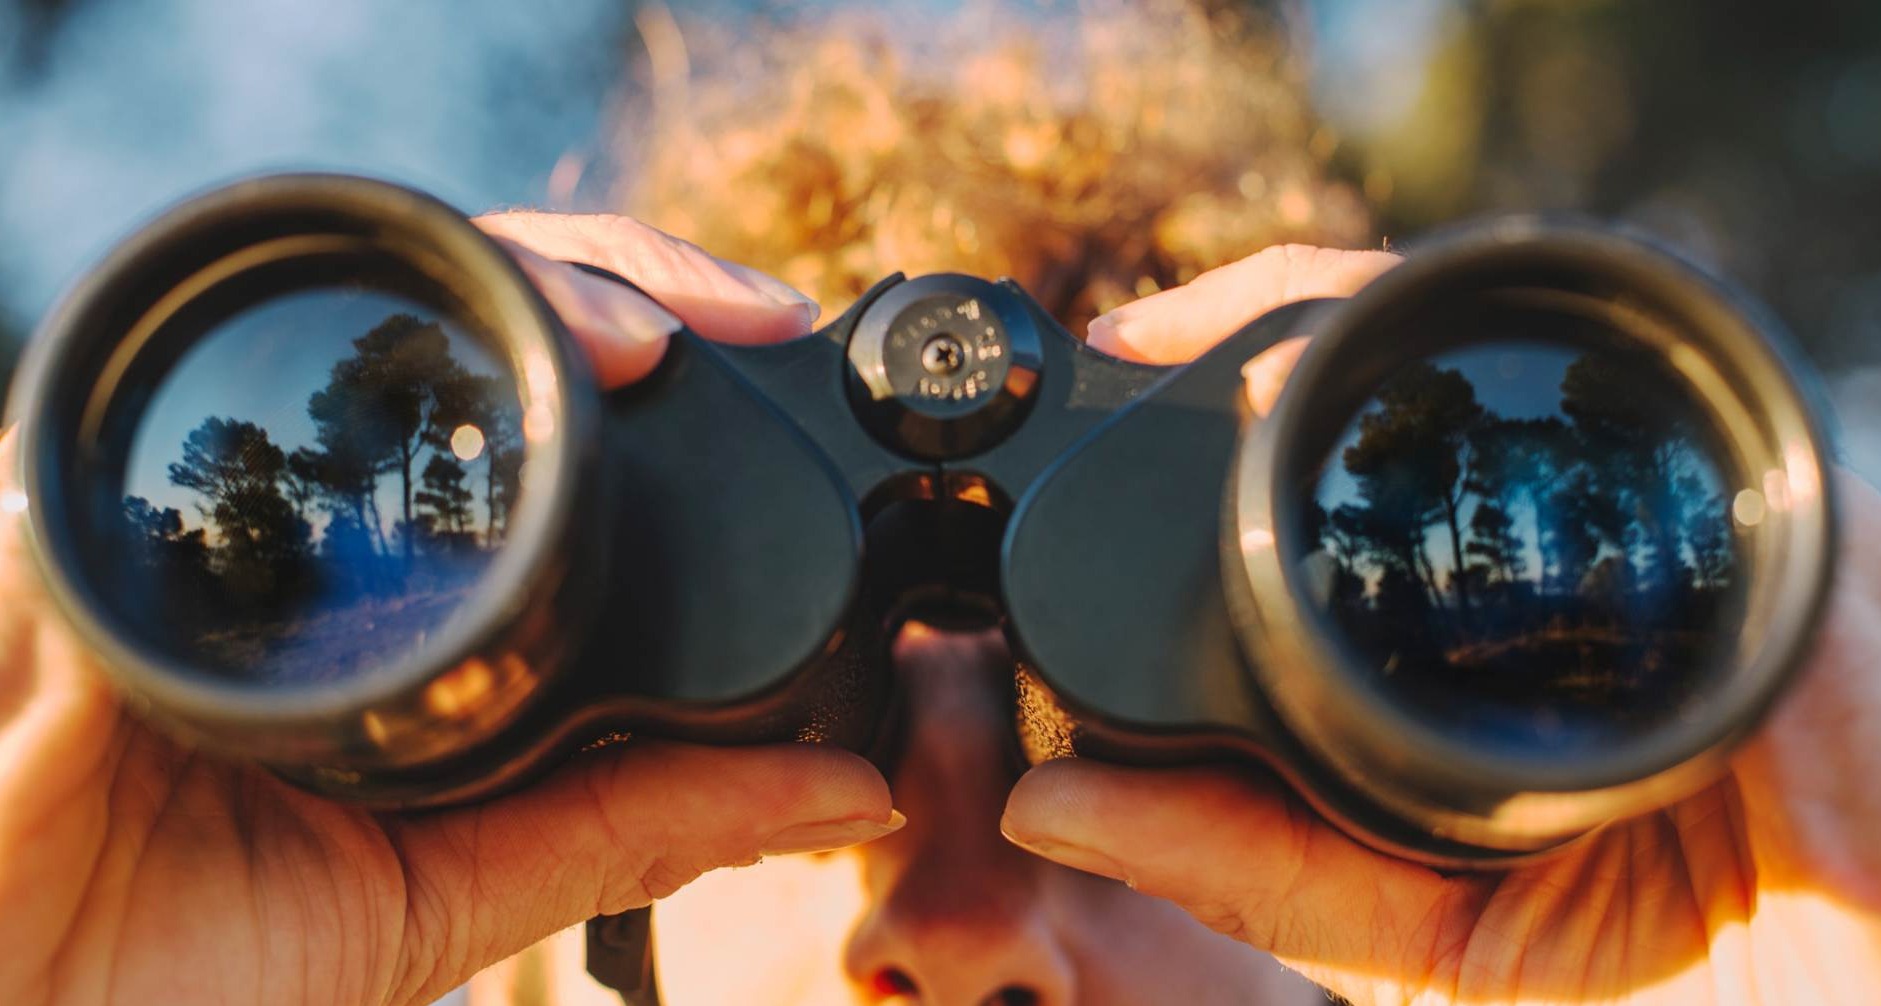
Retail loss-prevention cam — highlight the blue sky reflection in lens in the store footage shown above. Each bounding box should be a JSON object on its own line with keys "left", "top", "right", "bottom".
{"left": 1302, "top": 338, "right": 1748, "bottom": 753}
{"left": 114, "top": 287, "right": 524, "bottom": 685}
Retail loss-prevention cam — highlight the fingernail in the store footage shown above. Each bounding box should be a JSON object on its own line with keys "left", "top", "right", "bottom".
{"left": 761, "top": 810, "right": 906, "bottom": 856}
{"left": 1086, "top": 312, "right": 1119, "bottom": 346}
{"left": 1001, "top": 826, "right": 1136, "bottom": 888}
{"left": 722, "top": 259, "right": 821, "bottom": 319}
{"left": 580, "top": 271, "right": 681, "bottom": 344}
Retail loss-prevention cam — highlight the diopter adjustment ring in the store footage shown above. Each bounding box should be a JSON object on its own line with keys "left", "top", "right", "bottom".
{"left": 845, "top": 274, "right": 1043, "bottom": 460}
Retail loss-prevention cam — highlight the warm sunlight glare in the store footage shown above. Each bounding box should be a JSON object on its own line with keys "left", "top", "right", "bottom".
{"left": 523, "top": 404, "right": 556, "bottom": 444}
{"left": 1734, "top": 488, "right": 1767, "bottom": 527}
{"left": 1240, "top": 527, "right": 1276, "bottom": 552}
{"left": 451, "top": 423, "right": 487, "bottom": 461}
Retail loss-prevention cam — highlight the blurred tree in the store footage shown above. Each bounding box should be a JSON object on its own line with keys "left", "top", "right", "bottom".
{"left": 1341, "top": 361, "right": 1485, "bottom": 611}
{"left": 1334, "top": 0, "right": 1881, "bottom": 367}
{"left": 123, "top": 495, "right": 209, "bottom": 576}
{"left": 281, "top": 447, "right": 323, "bottom": 525}
{"left": 415, "top": 454, "right": 474, "bottom": 540}
{"left": 1542, "top": 469, "right": 1609, "bottom": 595}
{"left": 167, "top": 417, "right": 289, "bottom": 531}
{"left": 1682, "top": 475, "right": 1735, "bottom": 592}
{"left": 1560, "top": 352, "right": 1694, "bottom": 593}
{"left": 305, "top": 314, "right": 470, "bottom": 561}
{"left": 427, "top": 371, "right": 518, "bottom": 543}
{"left": 166, "top": 416, "right": 312, "bottom": 602}
{"left": 1465, "top": 499, "right": 1523, "bottom": 586}
{"left": 120, "top": 493, "right": 217, "bottom": 632}
{"left": 1465, "top": 415, "right": 1574, "bottom": 589}
{"left": 288, "top": 440, "right": 386, "bottom": 558}
{"left": 490, "top": 443, "right": 525, "bottom": 542}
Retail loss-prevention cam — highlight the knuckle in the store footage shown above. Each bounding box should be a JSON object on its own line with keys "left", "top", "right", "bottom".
{"left": 571, "top": 212, "right": 654, "bottom": 246}
{"left": 603, "top": 846, "right": 718, "bottom": 913}
{"left": 634, "top": 854, "right": 706, "bottom": 903}
{"left": 1186, "top": 898, "right": 1258, "bottom": 946}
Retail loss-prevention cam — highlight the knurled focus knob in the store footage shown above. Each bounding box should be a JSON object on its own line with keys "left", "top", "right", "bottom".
{"left": 846, "top": 274, "right": 1043, "bottom": 460}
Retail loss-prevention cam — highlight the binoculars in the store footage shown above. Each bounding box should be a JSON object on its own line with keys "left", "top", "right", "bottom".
{"left": 6, "top": 174, "right": 1837, "bottom": 867}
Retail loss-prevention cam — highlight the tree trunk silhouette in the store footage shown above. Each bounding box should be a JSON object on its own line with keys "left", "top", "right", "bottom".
{"left": 399, "top": 434, "right": 416, "bottom": 561}
{"left": 1411, "top": 540, "right": 1442, "bottom": 610}
{"left": 485, "top": 454, "right": 498, "bottom": 544}
{"left": 1442, "top": 486, "right": 1473, "bottom": 613}
{"left": 366, "top": 493, "right": 389, "bottom": 561}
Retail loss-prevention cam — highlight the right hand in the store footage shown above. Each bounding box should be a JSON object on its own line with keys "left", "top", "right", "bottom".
{"left": 0, "top": 212, "right": 900, "bottom": 1006}
{"left": 1006, "top": 242, "right": 1881, "bottom": 1006}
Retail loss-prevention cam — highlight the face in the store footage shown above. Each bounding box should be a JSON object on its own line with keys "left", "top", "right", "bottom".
{"left": 651, "top": 623, "right": 1327, "bottom": 1005}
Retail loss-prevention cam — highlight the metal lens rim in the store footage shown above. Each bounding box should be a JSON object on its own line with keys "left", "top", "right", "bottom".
{"left": 1228, "top": 219, "right": 1837, "bottom": 806}
{"left": 6, "top": 173, "right": 590, "bottom": 736}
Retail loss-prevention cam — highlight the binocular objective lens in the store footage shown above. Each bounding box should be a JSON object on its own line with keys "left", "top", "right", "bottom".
{"left": 1298, "top": 331, "right": 1751, "bottom": 752}
{"left": 105, "top": 285, "right": 527, "bottom": 685}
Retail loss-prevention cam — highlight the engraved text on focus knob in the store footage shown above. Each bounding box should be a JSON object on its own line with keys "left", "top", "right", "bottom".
{"left": 845, "top": 275, "right": 1043, "bottom": 460}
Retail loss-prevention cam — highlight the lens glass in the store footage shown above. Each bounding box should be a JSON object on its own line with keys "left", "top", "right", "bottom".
{"left": 105, "top": 283, "right": 526, "bottom": 685}
{"left": 1298, "top": 314, "right": 1751, "bottom": 751}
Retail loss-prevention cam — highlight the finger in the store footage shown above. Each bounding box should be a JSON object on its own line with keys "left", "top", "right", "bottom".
{"left": 1731, "top": 470, "right": 1881, "bottom": 908}
{"left": 1087, "top": 245, "right": 1399, "bottom": 365}
{"left": 492, "top": 237, "right": 681, "bottom": 387}
{"left": 1000, "top": 759, "right": 1477, "bottom": 991}
{"left": 1241, "top": 336, "right": 1311, "bottom": 418}
{"left": 0, "top": 422, "right": 129, "bottom": 991}
{"left": 383, "top": 740, "right": 899, "bottom": 1004}
{"left": 474, "top": 212, "right": 819, "bottom": 346}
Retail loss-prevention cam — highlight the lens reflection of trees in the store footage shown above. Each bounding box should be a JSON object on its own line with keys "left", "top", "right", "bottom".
{"left": 122, "top": 313, "right": 523, "bottom": 680}
{"left": 1312, "top": 351, "right": 1740, "bottom": 728}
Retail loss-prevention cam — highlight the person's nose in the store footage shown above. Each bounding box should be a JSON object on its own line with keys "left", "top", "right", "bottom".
{"left": 842, "top": 827, "right": 1077, "bottom": 1005}
{"left": 842, "top": 625, "right": 1079, "bottom": 1006}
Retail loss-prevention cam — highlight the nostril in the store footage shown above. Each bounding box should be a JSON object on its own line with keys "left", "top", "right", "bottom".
{"left": 873, "top": 966, "right": 917, "bottom": 996}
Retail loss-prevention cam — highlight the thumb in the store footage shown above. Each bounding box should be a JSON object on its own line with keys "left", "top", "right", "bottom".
{"left": 1000, "top": 758, "right": 1475, "bottom": 997}
{"left": 382, "top": 740, "right": 898, "bottom": 1004}
{"left": 1087, "top": 244, "right": 1398, "bottom": 365}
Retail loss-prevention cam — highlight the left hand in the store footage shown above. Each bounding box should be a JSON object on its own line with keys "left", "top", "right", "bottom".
{"left": 0, "top": 212, "right": 895, "bottom": 1006}
{"left": 1001, "top": 243, "right": 1881, "bottom": 1005}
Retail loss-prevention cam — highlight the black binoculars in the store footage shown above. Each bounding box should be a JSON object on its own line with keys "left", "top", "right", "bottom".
{"left": 5, "top": 174, "right": 1837, "bottom": 867}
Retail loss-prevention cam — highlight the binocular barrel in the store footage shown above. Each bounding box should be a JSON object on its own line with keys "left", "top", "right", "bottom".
{"left": 5, "top": 175, "right": 1838, "bottom": 866}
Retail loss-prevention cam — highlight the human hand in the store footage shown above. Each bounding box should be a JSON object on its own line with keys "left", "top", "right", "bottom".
{"left": 0, "top": 212, "right": 899, "bottom": 1006}
{"left": 1002, "top": 243, "right": 1881, "bottom": 1004}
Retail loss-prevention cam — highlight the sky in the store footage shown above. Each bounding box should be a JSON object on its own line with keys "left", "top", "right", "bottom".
{"left": 2, "top": 0, "right": 1876, "bottom": 493}
{"left": 125, "top": 288, "right": 512, "bottom": 541}
{"left": 1312, "top": 339, "right": 1736, "bottom": 589}
{"left": 0, "top": 0, "right": 625, "bottom": 333}
{"left": 1311, "top": 340, "right": 1582, "bottom": 521}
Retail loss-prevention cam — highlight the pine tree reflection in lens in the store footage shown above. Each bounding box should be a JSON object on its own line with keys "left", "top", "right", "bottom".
{"left": 1302, "top": 337, "right": 1748, "bottom": 751}
{"left": 117, "top": 288, "right": 523, "bottom": 684}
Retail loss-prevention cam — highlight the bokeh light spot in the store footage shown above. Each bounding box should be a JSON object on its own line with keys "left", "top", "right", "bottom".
{"left": 1734, "top": 488, "right": 1768, "bottom": 528}
{"left": 450, "top": 423, "right": 486, "bottom": 461}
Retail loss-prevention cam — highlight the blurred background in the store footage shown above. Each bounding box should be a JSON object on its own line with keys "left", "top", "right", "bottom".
{"left": 2, "top": 0, "right": 1878, "bottom": 478}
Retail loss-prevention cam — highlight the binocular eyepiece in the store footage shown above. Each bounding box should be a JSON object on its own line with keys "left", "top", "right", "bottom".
{"left": 5, "top": 174, "right": 1837, "bottom": 867}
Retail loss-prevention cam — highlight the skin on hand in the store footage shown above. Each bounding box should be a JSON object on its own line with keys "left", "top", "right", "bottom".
{"left": 0, "top": 214, "right": 897, "bottom": 1006}
{"left": 1005, "top": 242, "right": 1881, "bottom": 1004}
